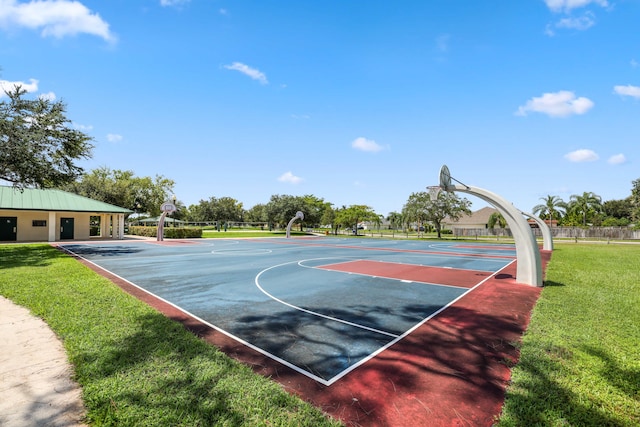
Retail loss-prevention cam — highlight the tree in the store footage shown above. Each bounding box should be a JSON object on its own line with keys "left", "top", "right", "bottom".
{"left": 334, "top": 205, "right": 378, "bottom": 235}
{"left": 532, "top": 195, "right": 567, "bottom": 226}
{"left": 488, "top": 211, "right": 507, "bottom": 229}
{"left": 402, "top": 191, "right": 471, "bottom": 238}
{"left": 567, "top": 191, "right": 603, "bottom": 226}
{"left": 187, "top": 196, "right": 244, "bottom": 223}
{"left": 402, "top": 192, "right": 431, "bottom": 236}
{"left": 62, "top": 167, "right": 175, "bottom": 216}
{"left": 0, "top": 86, "right": 93, "bottom": 189}
{"left": 320, "top": 206, "right": 337, "bottom": 233}
{"left": 299, "top": 195, "right": 331, "bottom": 229}
{"left": 631, "top": 178, "right": 640, "bottom": 223}
{"left": 603, "top": 198, "right": 632, "bottom": 221}
{"left": 386, "top": 212, "right": 403, "bottom": 231}
{"left": 265, "top": 194, "right": 303, "bottom": 229}
{"left": 245, "top": 203, "right": 268, "bottom": 223}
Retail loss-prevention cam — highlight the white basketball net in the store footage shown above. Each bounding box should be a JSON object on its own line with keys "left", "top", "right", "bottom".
{"left": 427, "top": 186, "right": 442, "bottom": 202}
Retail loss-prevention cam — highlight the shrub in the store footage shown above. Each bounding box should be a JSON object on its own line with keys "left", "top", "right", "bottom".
{"left": 165, "top": 227, "right": 202, "bottom": 238}
{"left": 127, "top": 226, "right": 202, "bottom": 238}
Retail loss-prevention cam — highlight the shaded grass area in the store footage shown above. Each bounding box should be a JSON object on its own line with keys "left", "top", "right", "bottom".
{"left": 497, "top": 243, "right": 640, "bottom": 426}
{"left": 0, "top": 244, "right": 341, "bottom": 427}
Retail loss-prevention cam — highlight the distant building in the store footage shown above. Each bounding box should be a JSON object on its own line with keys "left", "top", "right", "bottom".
{"left": 527, "top": 218, "right": 558, "bottom": 228}
{"left": 0, "top": 186, "right": 132, "bottom": 242}
{"left": 443, "top": 206, "right": 498, "bottom": 230}
{"left": 444, "top": 206, "right": 556, "bottom": 232}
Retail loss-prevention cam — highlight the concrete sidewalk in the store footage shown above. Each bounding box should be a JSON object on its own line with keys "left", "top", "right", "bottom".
{"left": 0, "top": 296, "right": 86, "bottom": 427}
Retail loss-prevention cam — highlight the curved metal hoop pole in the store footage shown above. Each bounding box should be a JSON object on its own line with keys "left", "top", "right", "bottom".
{"left": 156, "top": 211, "right": 168, "bottom": 241}
{"left": 286, "top": 211, "right": 304, "bottom": 238}
{"left": 522, "top": 211, "right": 553, "bottom": 251}
{"left": 446, "top": 184, "right": 543, "bottom": 287}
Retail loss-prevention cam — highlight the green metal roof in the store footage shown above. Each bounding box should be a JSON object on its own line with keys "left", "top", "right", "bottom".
{"left": 0, "top": 186, "right": 133, "bottom": 214}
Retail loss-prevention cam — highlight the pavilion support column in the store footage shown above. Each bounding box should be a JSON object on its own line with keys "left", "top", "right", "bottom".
{"left": 101, "top": 214, "right": 109, "bottom": 239}
{"left": 110, "top": 215, "right": 116, "bottom": 239}
{"left": 117, "top": 214, "right": 125, "bottom": 239}
{"left": 48, "top": 212, "right": 56, "bottom": 242}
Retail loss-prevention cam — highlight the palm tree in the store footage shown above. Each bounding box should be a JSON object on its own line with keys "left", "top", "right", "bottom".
{"left": 488, "top": 211, "right": 507, "bottom": 229}
{"left": 532, "top": 195, "right": 567, "bottom": 226}
{"left": 568, "top": 192, "right": 603, "bottom": 226}
{"left": 386, "top": 212, "right": 403, "bottom": 231}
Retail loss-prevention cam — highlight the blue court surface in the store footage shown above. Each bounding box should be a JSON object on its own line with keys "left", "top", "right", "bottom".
{"left": 60, "top": 237, "right": 516, "bottom": 385}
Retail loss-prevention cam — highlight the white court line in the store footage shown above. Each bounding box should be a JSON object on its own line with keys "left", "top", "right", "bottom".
{"left": 59, "top": 245, "right": 336, "bottom": 386}
{"left": 298, "top": 258, "right": 471, "bottom": 290}
{"left": 58, "top": 242, "right": 518, "bottom": 387}
{"left": 254, "top": 260, "right": 400, "bottom": 339}
{"left": 322, "top": 258, "right": 517, "bottom": 384}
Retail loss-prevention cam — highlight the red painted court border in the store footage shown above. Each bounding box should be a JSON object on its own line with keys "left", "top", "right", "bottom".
{"left": 453, "top": 244, "right": 515, "bottom": 251}
{"left": 317, "top": 259, "right": 492, "bottom": 289}
{"left": 58, "top": 242, "right": 551, "bottom": 427}
{"left": 254, "top": 238, "right": 515, "bottom": 260}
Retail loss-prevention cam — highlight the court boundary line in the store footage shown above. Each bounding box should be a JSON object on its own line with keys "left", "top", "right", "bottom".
{"left": 250, "top": 238, "right": 516, "bottom": 259}
{"left": 320, "top": 258, "right": 516, "bottom": 385}
{"left": 254, "top": 259, "right": 401, "bottom": 338}
{"left": 58, "top": 245, "right": 336, "bottom": 385}
{"left": 57, "top": 241, "right": 517, "bottom": 387}
{"left": 308, "top": 258, "right": 495, "bottom": 287}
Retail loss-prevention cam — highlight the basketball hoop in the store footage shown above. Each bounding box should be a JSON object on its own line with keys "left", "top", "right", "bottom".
{"left": 427, "top": 186, "right": 442, "bottom": 202}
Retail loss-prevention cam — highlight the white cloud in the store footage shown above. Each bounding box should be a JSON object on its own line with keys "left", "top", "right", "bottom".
{"left": 73, "top": 122, "right": 92, "bottom": 131}
{"left": 351, "top": 137, "right": 385, "bottom": 153}
{"left": 544, "top": 0, "right": 608, "bottom": 13}
{"left": 160, "top": 0, "right": 190, "bottom": 6}
{"left": 608, "top": 154, "right": 626, "bottom": 165}
{"left": 278, "top": 171, "right": 302, "bottom": 184}
{"left": 0, "top": 78, "right": 39, "bottom": 96}
{"left": 544, "top": 24, "right": 556, "bottom": 37}
{"left": 516, "top": 90, "right": 594, "bottom": 117}
{"left": 564, "top": 149, "right": 599, "bottom": 162}
{"left": 0, "top": 0, "right": 115, "bottom": 42}
{"left": 224, "top": 62, "right": 268, "bottom": 85}
{"left": 555, "top": 13, "right": 595, "bottom": 30}
{"left": 544, "top": 1, "right": 607, "bottom": 35}
{"left": 38, "top": 91, "right": 56, "bottom": 101}
{"left": 106, "top": 133, "right": 123, "bottom": 143}
{"left": 435, "top": 34, "right": 450, "bottom": 52}
{"left": 614, "top": 84, "right": 640, "bottom": 99}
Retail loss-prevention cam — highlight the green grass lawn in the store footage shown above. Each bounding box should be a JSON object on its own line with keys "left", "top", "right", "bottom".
{"left": 496, "top": 243, "right": 640, "bottom": 426}
{"left": 1, "top": 243, "right": 638, "bottom": 426}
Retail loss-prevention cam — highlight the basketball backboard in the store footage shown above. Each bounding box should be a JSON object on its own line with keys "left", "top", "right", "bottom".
{"left": 439, "top": 165, "right": 452, "bottom": 189}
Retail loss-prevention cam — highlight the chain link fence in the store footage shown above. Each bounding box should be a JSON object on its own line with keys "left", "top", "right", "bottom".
{"left": 453, "top": 227, "right": 640, "bottom": 241}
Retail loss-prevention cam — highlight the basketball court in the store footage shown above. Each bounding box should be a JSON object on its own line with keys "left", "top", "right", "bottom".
{"left": 58, "top": 236, "right": 547, "bottom": 426}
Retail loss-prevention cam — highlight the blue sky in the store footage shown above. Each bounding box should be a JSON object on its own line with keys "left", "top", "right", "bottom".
{"left": 1, "top": 0, "right": 639, "bottom": 216}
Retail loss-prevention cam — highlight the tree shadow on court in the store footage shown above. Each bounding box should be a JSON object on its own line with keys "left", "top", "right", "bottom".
{"left": 233, "top": 305, "right": 412, "bottom": 380}
{"left": 222, "top": 286, "right": 547, "bottom": 426}
{"left": 336, "top": 306, "right": 530, "bottom": 424}
{"left": 291, "top": 278, "right": 630, "bottom": 427}
{"left": 213, "top": 278, "right": 549, "bottom": 426}
{"left": 60, "top": 245, "right": 144, "bottom": 257}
